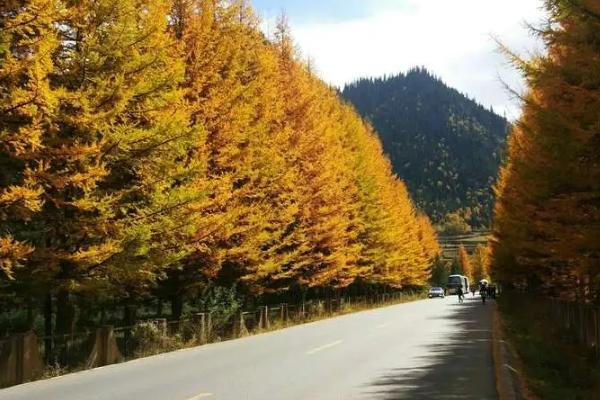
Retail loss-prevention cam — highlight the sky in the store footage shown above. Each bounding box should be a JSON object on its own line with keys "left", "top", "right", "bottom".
{"left": 253, "top": 0, "right": 547, "bottom": 119}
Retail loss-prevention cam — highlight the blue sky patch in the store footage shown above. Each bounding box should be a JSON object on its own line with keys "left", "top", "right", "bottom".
{"left": 253, "top": 0, "right": 380, "bottom": 23}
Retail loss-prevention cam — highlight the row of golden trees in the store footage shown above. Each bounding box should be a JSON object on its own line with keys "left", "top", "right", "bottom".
{"left": 457, "top": 244, "right": 489, "bottom": 285}
{"left": 491, "top": 0, "right": 600, "bottom": 303}
{"left": 0, "top": 0, "right": 440, "bottom": 330}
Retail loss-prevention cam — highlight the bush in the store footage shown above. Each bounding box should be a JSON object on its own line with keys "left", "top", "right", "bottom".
{"left": 439, "top": 212, "right": 472, "bottom": 235}
{"left": 131, "top": 321, "right": 182, "bottom": 357}
{"left": 197, "top": 285, "right": 243, "bottom": 338}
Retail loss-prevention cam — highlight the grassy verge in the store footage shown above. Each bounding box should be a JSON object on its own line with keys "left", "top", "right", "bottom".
{"left": 498, "top": 293, "right": 600, "bottom": 400}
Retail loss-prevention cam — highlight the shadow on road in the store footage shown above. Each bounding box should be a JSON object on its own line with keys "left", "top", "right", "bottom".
{"left": 367, "top": 297, "right": 496, "bottom": 400}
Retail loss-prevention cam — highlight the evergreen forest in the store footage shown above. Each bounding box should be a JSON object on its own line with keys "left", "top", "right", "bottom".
{"left": 343, "top": 68, "right": 510, "bottom": 229}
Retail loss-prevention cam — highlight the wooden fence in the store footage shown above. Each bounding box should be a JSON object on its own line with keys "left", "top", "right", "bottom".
{"left": 546, "top": 298, "right": 600, "bottom": 359}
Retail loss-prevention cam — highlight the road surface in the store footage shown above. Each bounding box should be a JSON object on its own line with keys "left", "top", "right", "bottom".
{"left": 0, "top": 295, "right": 496, "bottom": 400}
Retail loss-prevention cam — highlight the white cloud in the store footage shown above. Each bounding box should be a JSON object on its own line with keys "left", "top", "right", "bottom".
{"left": 274, "top": 0, "right": 546, "bottom": 119}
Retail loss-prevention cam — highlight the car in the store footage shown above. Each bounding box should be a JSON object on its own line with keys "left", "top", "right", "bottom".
{"left": 428, "top": 287, "right": 445, "bottom": 298}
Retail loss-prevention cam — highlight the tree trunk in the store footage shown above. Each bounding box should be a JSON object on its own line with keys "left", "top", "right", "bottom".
{"left": 301, "top": 289, "right": 307, "bottom": 316}
{"left": 171, "top": 295, "right": 183, "bottom": 321}
{"left": 55, "top": 290, "right": 75, "bottom": 335}
{"left": 124, "top": 303, "right": 137, "bottom": 326}
{"left": 55, "top": 290, "right": 76, "bottom": 365}
{"left": 27, "top": 297, "right": 35, "bottom": 330}
{"left": 44, "top": 293, "right": 53, "bottom": 363}
{"left": 122, "top": 303, "right": 137, "bottom": 358}
{"left": 157, "top": 299, "right": 163, "bottom": 318}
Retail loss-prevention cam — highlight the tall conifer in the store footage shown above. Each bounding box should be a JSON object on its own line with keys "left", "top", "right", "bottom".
{"left": 492, "top": 0, "right": 600, "bottom": 302}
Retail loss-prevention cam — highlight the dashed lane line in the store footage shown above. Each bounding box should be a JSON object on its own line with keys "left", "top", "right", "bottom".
{"left": 185, "top": 393, "right": 213, "bottom": 400}
{"left": 306, "top": 340, "right": 343, "bottom": 355}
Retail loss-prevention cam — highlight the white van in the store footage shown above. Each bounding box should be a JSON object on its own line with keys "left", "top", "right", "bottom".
{"left": 447, "top": 274, "right": 469, "bottom": 295}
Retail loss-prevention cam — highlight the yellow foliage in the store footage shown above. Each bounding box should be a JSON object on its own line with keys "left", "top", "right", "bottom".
{"left": 491, "top": 0, "right": 600, "bottom": 302}
{"left": 1, "top": 0, "right": 440, "bottom": 305}
{"left": 0, "top": 236, "right": 33, "bottom": 280}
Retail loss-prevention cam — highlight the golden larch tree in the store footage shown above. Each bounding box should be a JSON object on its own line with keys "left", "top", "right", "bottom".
{"left": 491, "top": 0, "right": 600, "bottom": 302}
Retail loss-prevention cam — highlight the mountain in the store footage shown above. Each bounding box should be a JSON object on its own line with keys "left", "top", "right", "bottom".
{"left": 341, "top": 67, "right": 510, "bottom": 229}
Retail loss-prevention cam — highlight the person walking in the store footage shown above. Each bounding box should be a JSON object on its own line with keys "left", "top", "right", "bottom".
{"left": 480, "top": 283, "right": 487, "bottom": 305}
{"left": 457, "top": 286, "right": 464, "bottom": 303}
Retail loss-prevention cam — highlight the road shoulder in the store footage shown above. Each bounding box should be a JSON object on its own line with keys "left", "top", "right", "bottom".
{"left": 491, "top": 305, "right": 534, "bottom": 400}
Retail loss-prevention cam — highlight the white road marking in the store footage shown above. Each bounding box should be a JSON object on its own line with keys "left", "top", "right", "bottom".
{"left": 306, "top": 340, "right": 343, "bottom": 355}
{"left": 504, "top": 364, "right": 519, "bottom": 374}
{"left": 376, "top": 323, "right": 391, "bottom": 328}
{"left": 186, "top": 393, "right": 213, "bottom": 400}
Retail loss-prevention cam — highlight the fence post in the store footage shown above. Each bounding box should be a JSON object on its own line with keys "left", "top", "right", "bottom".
{"left": 86, "top": 326, "right": 122, "bottom": 369}
{"left": 280, "top": 304, "right": 288, "bottom": 326}
{"left": 20, "top": 332, "right": 42, "bottom": 384}
{"left": 234, "top": 311, "right": 247, "bottom": 337}
{"left": 194, "top": 313, "right": 207, "bottom": 344}
{"left": 207, "top": 312, "right": 213, "bottom": 340}
{"left": 0, "top": 332, "right": 43, "bottom": 387}
{"left": 258, "top": 306, "right": 270, "bottom": 330}
{"left": 258, "top": 307, "right": 263, "bottom": 330}
{"left": 154, "top": 318, "right": 167, "bottom": 337}
{"left": 265, "top": 306, "right": 270, "bottom": 329}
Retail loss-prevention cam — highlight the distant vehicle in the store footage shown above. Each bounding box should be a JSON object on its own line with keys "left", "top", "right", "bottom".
{"left": 447, "top": 274, "right": 469, "bottom": 295}
{"left": 428, "top": 287, "right": 445, "bottom": 298}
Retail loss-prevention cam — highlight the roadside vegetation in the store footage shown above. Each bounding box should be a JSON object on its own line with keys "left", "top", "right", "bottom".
{"left": 490, "top": 0, "right": 600, "bottom": 397}
{"left": 499, "top": 294, "right": 600, "bottom": 400}
{"left": 127, "top": 290, "right": 427, "bottom": 358}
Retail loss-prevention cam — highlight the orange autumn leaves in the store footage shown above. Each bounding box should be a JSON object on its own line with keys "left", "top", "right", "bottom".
{"left": 0, "top": 0, "right": 439, "bottom": 303}
{"left": 491, "top": 0, "right": 600, "bottom": 303}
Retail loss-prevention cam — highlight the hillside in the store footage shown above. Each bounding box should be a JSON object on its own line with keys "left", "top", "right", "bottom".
{"left": 342, "top": 68, "right": 510, "bottom": 228}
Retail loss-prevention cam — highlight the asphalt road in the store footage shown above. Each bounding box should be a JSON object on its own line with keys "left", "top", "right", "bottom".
{"left": 0, "top": 295, "right": 496, "bottom": 400}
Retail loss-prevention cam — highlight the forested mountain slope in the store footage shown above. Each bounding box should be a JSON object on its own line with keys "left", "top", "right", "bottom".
{"left": 342, "top": 68, "right": 510, "bottom": 228}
